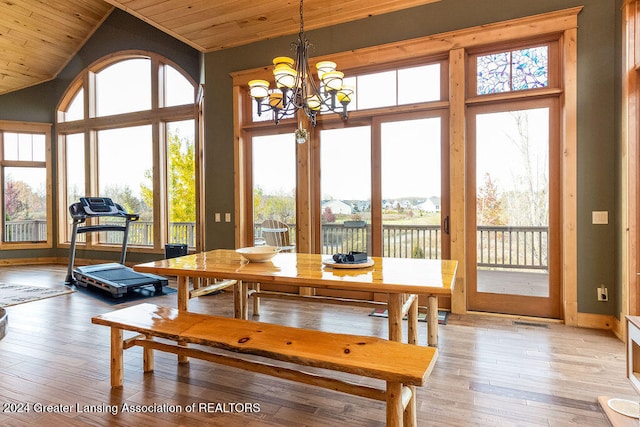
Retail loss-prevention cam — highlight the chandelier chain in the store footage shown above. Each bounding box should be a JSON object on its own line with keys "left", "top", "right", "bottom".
{"left": 299, "top": 0, "right": 304, "bottom": 35}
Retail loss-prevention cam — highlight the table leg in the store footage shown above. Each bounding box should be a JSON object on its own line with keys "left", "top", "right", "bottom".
{"left": 110, "top": 327, "right": 123, "bottom": 388}
{"left": 407, "top": 296, "right": 418, "bottom": 345}
{"left": 242, "top": 281, "right": 249, "bottom": 320}
{"left": 388, "top": 294, "right": 403, "bottom": 342}
{"left": 177, "top": 276, "right": 189, "bottom": 311}
{"left": 234, "top": 280, "right": 244, "bottom": 319}
{"left": 427, "top": 295, "right": 438, "bottom": 347}
{"left": 404, "top": 385, "right": 417, "bottom": 427}
{"left": 176, "top": 275, "right": 190, "bottom": 363}
{"left": 252, "top": 282, "right": 260, "bottom": 316}
{"left": 143, "top": 333, "right": 154, "bottom": 373}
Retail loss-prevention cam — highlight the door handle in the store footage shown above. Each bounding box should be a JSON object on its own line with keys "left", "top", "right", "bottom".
{"left": 443, "top": 215, "right": 449, "bottom": 235}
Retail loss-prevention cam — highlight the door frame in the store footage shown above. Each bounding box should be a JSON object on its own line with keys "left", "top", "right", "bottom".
{"left": 466, "top": 97, "right": 562, "bottom": 318}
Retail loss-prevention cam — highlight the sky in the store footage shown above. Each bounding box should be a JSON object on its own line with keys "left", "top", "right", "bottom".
{"left": 252, "top": 117, "right": 443, "bottom": 201}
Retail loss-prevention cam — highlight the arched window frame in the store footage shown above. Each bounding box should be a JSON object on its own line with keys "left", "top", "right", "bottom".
{"left": 56, "top": 50, "right": 200, "bottom": 255}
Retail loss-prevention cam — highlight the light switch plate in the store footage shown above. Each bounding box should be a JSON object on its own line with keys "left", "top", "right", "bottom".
{"left": 592, "top": 211, "right": 608, "bottom": 225}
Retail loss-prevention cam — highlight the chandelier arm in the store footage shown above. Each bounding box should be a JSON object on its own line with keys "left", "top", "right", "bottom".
{"left": 248, "top": 0, "right": 351, "bottom": 127}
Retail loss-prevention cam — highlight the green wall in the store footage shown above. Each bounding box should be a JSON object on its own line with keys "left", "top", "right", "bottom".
{"left": 203, "top": 0, "right": 621, "bottom": 315}
{"left": 0, "top": 1, "right": 623, "bottom": 315}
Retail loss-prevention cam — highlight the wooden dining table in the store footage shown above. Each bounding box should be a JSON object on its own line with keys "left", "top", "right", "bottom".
{"left": 134, "top": 249, "right": 457, "bottom": 347}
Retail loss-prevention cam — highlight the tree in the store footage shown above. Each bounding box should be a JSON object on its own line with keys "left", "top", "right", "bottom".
{"left": 477, "top": 172, "right": 504, "bottom": 225}
{"left": 103, "top": 184, "right": 147, "bottom": 218}
{"left": 140, "top": 128, "right": 195, "bottom": 222}
{"left": 166, "top": 131, "right": 195, "bottom": 223}
{"left": 4, "top": 179, "right": 45, "bottom": 221}
{"left": 322, "top": 207, "right": 336, "bottom": 223}
{"left": 504, "top": 111, "right": 548, "bottom": 226}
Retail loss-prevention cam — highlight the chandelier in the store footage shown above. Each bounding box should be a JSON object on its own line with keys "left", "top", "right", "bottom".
{"left": 248, "top": 0, "right": 354, "bottom": 130}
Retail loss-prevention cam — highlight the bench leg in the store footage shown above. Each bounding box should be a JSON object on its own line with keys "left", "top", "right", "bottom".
{"left": 143, "top": 334, "right": 154, "bottom": 372}
{"left": 427, "top": 295, "right": 438, "bottom": 347}
{"left": 110, "top": 327, "right": 124, "bottom": 388}
{"left": 386, "top": 381, "right": 403, "bottom": 427}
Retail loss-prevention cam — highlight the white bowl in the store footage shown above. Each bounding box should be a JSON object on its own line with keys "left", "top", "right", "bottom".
{"left": 236, "top": 246, "right": 280, "bottom": 262}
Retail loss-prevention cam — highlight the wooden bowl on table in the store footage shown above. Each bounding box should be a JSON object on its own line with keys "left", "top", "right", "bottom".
{"left": 236, "top": 246, "right": 280, "bottom": 263}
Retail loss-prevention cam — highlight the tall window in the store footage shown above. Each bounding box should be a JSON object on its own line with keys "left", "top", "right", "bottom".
{"left": 57, "top": 52, "right": 197, "bottom": 251}
{"left": 252, "top": 133, "right": 297, "bottom": 245}
{"left": 0, "top": 123, "right": 51, "bottom": 247}
{"left": 243, "top": 59, "right": 448, "bottom": 257}
{"left": 320, "top": 126, "right": 371, "bottom": 254}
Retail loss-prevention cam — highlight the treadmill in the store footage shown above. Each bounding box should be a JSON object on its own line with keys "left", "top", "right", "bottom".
{"left": 65, "top": 197, "right": 168, "bottom": 297}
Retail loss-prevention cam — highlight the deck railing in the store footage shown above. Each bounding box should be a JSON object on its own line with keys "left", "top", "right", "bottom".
{"left": 254, "top": 222, "right": 548, "bottom": 270}
{"left": 4, "top": 220, "right": 47, "bottom": 242}
{"left": 58, "top": 221, "right": 197, "bottom": 248}
{"left": 476, "top": 225, "right": 548, "bottom": 270}
{"left": 10, "top": 219, "right": 547, "bottom": 270}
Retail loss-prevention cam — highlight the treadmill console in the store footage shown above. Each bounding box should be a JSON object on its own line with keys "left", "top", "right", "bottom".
{"left": 79, "top": 197, "right": 120, "bottom": 216}
{"left": 69, "top": 197, "right": 136, "bottom": 221}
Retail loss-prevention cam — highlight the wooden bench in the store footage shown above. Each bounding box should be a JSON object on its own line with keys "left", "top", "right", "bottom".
{"left": 91, "top": 303, "right": 438, "bottom": 427}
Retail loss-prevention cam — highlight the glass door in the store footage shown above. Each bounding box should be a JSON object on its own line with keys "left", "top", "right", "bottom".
{"left": 319, "top": 126, "right": 372, "bottom": 255}
{"left": 251, "top": 133, "right": 297, "bottom": 247}
{"left": 380, "top": 116, "right": 449, "bottom": 260}
{"left": 467, "top": 101, "right": 561, "bottom": 318}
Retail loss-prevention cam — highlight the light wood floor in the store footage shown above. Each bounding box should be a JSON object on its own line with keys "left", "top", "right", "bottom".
{"left": 0, "top": 264, "right": 636, "bottom": 426}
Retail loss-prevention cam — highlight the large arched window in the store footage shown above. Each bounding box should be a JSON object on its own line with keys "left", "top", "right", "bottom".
{"left": 56, "top": 51, "right": 199, "bottom": 254}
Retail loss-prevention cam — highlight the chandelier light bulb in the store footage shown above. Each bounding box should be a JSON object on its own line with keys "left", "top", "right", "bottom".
{"left": 248, "top": 80, "right": 269, "bottom": 99}
{"left": 321, "top": 70, "right": 344, "bottom": 92}
{"left": 269, "top": 91, "right": 284, "bottom": 109}
{"left": 337, "top": 86, "right": 354, "bottom": 104}
{"left": 306, "top": 95, "right": 322, "bottom": 111}
{"left": 316, "top": 61, "right": 336, "bottom": 80}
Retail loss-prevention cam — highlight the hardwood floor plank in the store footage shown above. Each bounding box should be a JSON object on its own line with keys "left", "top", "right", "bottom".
{"left": 0, "top": 264, "right": 635, "bottom": 426}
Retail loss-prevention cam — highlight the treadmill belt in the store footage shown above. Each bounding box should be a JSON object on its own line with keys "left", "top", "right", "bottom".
{"left": 93, "top": 267, "right": 147, "bottom": 281}
{"left": 89, "top": 267, "right": 161, "bottom": 286}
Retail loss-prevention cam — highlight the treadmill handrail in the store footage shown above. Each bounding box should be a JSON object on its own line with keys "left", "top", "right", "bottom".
{"left": 75, "top": 225, "right": 128, "bottom": 234}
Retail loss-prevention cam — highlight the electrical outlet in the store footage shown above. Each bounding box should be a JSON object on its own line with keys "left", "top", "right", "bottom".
{"left": 597, "top": 286, "right": 608, "bottom": 302}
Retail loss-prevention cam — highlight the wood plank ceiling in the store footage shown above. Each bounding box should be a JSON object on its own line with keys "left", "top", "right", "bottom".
{"left": 0, "top": 0, "right": 439, "bottom": 96}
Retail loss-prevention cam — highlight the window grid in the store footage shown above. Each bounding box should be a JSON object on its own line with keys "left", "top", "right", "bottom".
{"left": 56, "top": 53, "right": 197, "bottom": 251}
{"left": 476, "top": 45, "right": 549, "bottom": 96}
{"left": 0, "top": 125, "right": 51, "bottom": 248}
